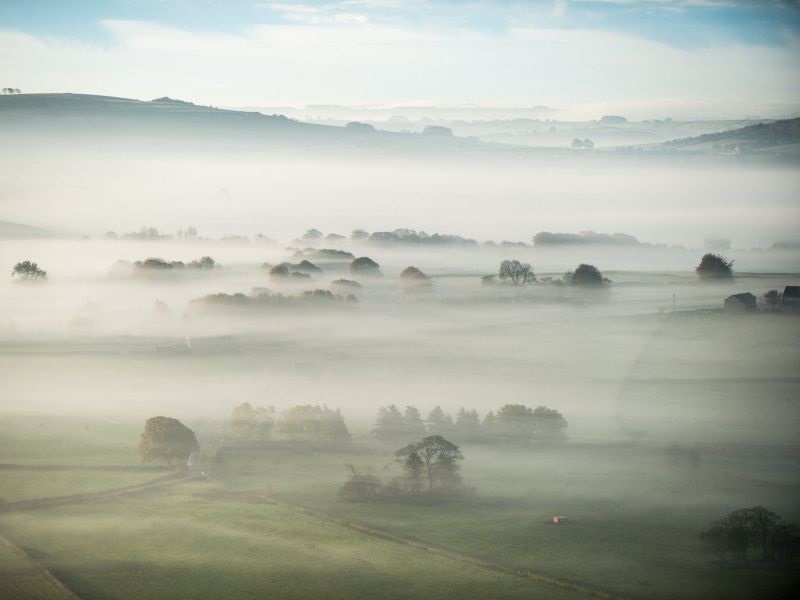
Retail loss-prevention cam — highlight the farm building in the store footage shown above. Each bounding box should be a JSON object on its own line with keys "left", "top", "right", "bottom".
{"left": 724, "top": 292, "right": 756, "bottom": 313}
{"left": 783, "top": 286, "right": 800, "bottom": 312}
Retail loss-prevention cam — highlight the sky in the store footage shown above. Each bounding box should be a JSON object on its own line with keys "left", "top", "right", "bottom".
{"left": 1, "top": 0, "right": 799, "bottom": 118}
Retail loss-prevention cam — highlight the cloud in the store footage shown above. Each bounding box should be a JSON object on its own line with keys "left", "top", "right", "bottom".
{"left": 0, "top": 17, "right": 797, "bottom": 117}
{"left": 257, "top": 2, "right": 370, "bottom": 25}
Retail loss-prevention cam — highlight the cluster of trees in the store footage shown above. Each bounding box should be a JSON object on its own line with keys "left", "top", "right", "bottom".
{"left": 229, "top": 403, "right": 350, "bottom": 443}
{"left": 696, "top": 253, "right": 734, "bottom": 279}
{"left": 533, "top": 231, "right": 640, "bottom": 246}
{"left": 340, "top": 435, "right": 464, "bottom": 502}
{"left": 701, "top": 506, "right": 799, "bottom": 564}
{"left": 134, "top": 256, "right": 216, "bottom": 270}
{"left": 372, "top": 403, "right": 567, "bottom": 446}
{"left": 363, "top": 228, "right": 478, "bottom": 248}
{"left": 297, "top": 229, "right": 350, "bottom": 245}
{"left": 11, "top": 260, "right": 47, "bottom": 281}
{"left": 571, "top": 138, "right": 595, "bottom": 149}
{"left": 138, "top": 416, "right": 199, "bottom": 467}
{"left": 1, "top": 88, "right": 22, "bottom": 94}
{"left": 266, "top": 259, "right": 322, "bottom": 280}
{"left": 484, "top": 260, "right": 608, "bottom": 287}
{"left": 190, "top": 289, "right": 357, "bottom": 311}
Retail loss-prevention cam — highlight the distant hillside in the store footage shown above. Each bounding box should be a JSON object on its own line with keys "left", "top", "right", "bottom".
{"left": 0, "top": 93, "right": 486, "bottom": 153}
{"left": 665, "top": 118, "right": 800, "bottom": 149}
{"left": 0, "top": 220, "right": 51, "bottom": 239}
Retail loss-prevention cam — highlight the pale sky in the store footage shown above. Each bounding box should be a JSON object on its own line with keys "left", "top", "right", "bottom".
{"left": 1, "top": 0, "right": 799, "bottom": 118}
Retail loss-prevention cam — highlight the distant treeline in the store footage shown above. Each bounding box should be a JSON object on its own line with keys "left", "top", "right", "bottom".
{"left": 373, "top": 404, "right": 567, "bottom": 446}
{"left": 228, "top": 403, "right": 350, "bottom": 442}
{"left": 190, "top": 289, "right": 357, "bottom": 311}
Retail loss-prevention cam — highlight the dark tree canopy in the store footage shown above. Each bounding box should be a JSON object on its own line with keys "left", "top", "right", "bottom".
{"left": 696, "top": 253, "right": 734, "bottom": 279}
{"left": 490, "top": 404, "right": 568, "bottom": 445}
{"left": 564, "top": 263, "right": 605, "bottom": 286}
{"left": 138, "top": 416, "right": 199, "bottom": 467}
{"left": 349, "top": 256, "right": 382, "bottom": 277}
{"left": 302, "top": 228, "right": 323, "bottom": 240}
{"left": 396, "top": 435, "right": 463, "bottom": 493}
{"left": 12, "top": 260, "right": 47, "bottom": 280}
{"left": 701, "top": 506, "right": 799, "bottom": 563}
{"left": 498, "top": 260, "right": 535, "bottom": 285}
{"left": 399, "top": 266, "right": 430, "bottom": 280}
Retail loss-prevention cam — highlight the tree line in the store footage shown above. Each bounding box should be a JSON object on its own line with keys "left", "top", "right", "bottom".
{"left": 372, "top": 403, "right": 567, "bottom": 446}
{"left": 229, "top": 402, "right": 350, "bottom": 443}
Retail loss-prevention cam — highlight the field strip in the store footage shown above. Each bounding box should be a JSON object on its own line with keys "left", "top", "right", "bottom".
{"left": 257, "top": 494, "right": 625, "bottom": 600}
{"left": 0, "top": 528, "right": 82, "bottom": 600}
{"left": 0, "top": 471, "right": 193, "bottom": 514}
{"left": 0, "top": 464, "right": 171, "bottom": 472}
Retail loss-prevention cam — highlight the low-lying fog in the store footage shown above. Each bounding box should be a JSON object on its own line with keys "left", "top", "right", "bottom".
{"left": 1, "top": 151, "right": 798, "bottom": 249}
{"left": 2, "top": 231, "right": 798, "bottom": 450}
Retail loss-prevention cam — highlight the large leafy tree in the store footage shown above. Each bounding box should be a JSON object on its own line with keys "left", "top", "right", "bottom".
{"left": 700, "top": 506, "right": 799, "bottom": 563}
{"left": 498, "top": 259, "right": 535, "bottom": 285}
{"left": 564, "top": 264, "right": 605, "bottom": 286}
{"left": 138, "top": 416, "right": 199, "bottom": 467}
{"left": 396, "top": 435, "right": 463, "bottom": 493}
{"left": 696, "top": 253, "right": 734, "bottom": 279}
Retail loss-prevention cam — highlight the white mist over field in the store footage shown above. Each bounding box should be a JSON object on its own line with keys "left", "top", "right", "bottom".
{"left": 2, "top": 2, "right": 800, "bottom": 598}
{"left": 1, "top": 151, "right": 798, "bottom": 249}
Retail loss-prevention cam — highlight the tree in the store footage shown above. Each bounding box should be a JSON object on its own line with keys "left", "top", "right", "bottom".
{"left": 696, "top": 253, "right": 734, "bottom": 279}
{"left": 349, "top": 256, "right": 382, "bottom": 277}
{"left": 279, "top": 405, "right": 350, "bottom": 442}
{"left": 399, "top": 266, "right": 430, "bottom": 280}
{"left": 189, "top": 256, "right": 216, "bottom": 269}
{"left": 302, "top": 228, "right": 323, "bottom": 241}
{"left": 138, "top": 416, "right": 199, "bottom": 467}
{"left": 455, "top": 408, "right": 482, "bottom": 440}
{"left": 12, "top": 260, "right": 47, "bottom": 281}
{"left": 498, "top": 260, "right": 535, "bottom": 285}
{"left": 564, "top": 264, "right": 605, "bottom": 286}
{"left": 492, "top": 404, "right": 567, "bottom": 445}
{"left": 396, "top": 435, "right": 463, "bottom": 493}
{"left": 425, "top": 406, "right": 453, "bottom": 435}
{"left": 403, "top": 406, "right": 427, "bottom": 438}
{"left": 339, "top": 464, "right": 382, "bottom": 502}
{"left": 351, "top": 229, "right": 369, "bottom": 241}
{"left": 532, "top": 405, "right": 568, "bottom": 440}
{"left": 700, "top": 506, "right": 799, "bottom": 563}
{"left": 229, "top": 402, "right": 274, "bottom": 441}
{"left": 372, "top": 405, "right": 405, "bottom": 441}
{"left": 763, "top": 289, "right": 781, "bottom": 310}
{"left": 746, "top": 506, "right": 781, "bottom": 559}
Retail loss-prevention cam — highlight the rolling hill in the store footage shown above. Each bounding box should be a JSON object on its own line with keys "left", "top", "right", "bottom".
{"left": 0, "top": 93, "right": 486, "bottom": 153}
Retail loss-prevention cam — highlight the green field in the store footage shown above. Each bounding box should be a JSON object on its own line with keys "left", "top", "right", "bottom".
{"left": 0, "top": 480, "right": 586, "bottom": 600}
